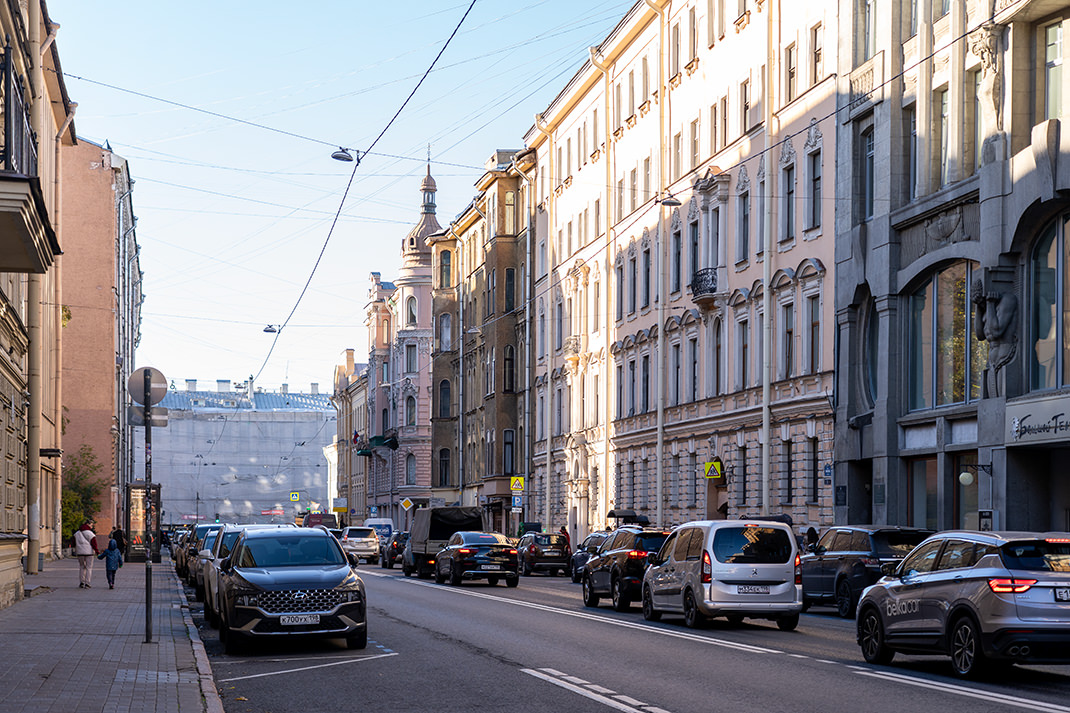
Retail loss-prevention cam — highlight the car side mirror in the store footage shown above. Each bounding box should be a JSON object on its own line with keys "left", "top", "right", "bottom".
{"left": 199, "top": 549, "right": 213, "bottom": 559}
{"left": 219, "top": 556, "right": 231, "bottom": 573}
{"left": 880, "top": 562, "right": 899, "bottom": 577}
{"left": 647, "top": 551, "right": 659, "bottom": 566}
{"left": 347, "top": 553, "right": 359, "bottom": 568}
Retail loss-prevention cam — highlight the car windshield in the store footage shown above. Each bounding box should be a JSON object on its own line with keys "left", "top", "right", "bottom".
{"left": 464, "top": 533, "right": 509, "bottom": 544}
{"left": 202, "top": 532, "right": 218, "bottom": 551}
{"left": 712, "top": 527, "right": 793, "bottom": 564}
{"left": 873, "top": 531, "right": 933, "bottom": 557}
{"left": 635, "top": 533, "right": 668, "bottom": 552}
{"left": 1000, "top": 540, "right": 1070, "bottom": 572}
{"left": 219, "top": 531, "right": 242, "bottom": 554}
{"left": 533, "top": 534, "right": 567, "bottom": 546}
{"left": 237, "top": 535, "right": 346, "bottom": 568}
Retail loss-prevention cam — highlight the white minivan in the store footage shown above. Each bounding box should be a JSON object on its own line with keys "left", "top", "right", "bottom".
{"left": 642, "top": 519, "right": 802, "bottom": 631}
{"left": 363, "top": 517, "right": 396, "bottom": 549}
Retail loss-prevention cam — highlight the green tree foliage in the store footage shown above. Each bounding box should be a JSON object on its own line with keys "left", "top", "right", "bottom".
{"left": 61, "top": 444, "right": 106, "bottom": 541}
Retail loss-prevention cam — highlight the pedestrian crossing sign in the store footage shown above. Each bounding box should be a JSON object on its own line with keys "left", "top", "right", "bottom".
{"left": 704, "top": 459, "right": 723, "bottom": 478}
{"left": 510, "top": 476, "right": 525, "bottom": 491}
{"left": 289, "top": 492, "right": 300, "bottom": 502}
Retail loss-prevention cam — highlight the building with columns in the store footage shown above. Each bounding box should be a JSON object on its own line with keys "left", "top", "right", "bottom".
{"left": 834, "top": 0, "right": 1070, "bottom": 531}
{"left": 525, "top": 0, "right": 838, "bottom": 541}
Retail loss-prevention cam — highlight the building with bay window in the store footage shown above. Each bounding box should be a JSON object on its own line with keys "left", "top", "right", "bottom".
{"left": 834, "top": 0, "right": 1070, "bottom": 531}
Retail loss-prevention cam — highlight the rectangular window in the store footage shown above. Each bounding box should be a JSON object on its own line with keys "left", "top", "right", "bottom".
{"left": 594, "top": 198, "right": 602, "bottom": 236}
{"left": 905, "top": 106, "right": 917, "bottom": 200}
{"left": 757, "top": 180, "right": 765, "bottom": 253}
{"left": 672, "top": 23, "right": 681, "bottom": 75}
{"left": 689, "top": 221, "right": 700, "bottom": 280}
{"left": 738, "top": 444, "right": 748, "bottom": 505}
{"left": 592, "top": 108, "right": 599, "bottom": 147}
{"left": 938, "top": 88, "right": 950, "bottom": 187}
{"left": 614, "top": 83, "right": 622, "bottom": 128}
{"left": 673, "top": 132, "right": 683, "bottom": 180}
{"left": 783, "top": 164, "right": 795, "bottom": 240}
{"left": 782, "top": 302, "right": 794, "bottom": 378}
{"left": 757, "top": 312, "right": 764, "bottom": 388}
{"left": 688, "top": 7, "right": 697, "bottom": 60}
{"left": 616, "top": 365, "right": 624, "bottom": 419}
{"left": 641, "top": 355, "right": 650, "bottom": 412}
{"left": 1047, "top": 23, "right": 1063, "bottom": 121}
{"left": 935, "top": 0, "right": 950, "bottom": 19}
{"left": 593, "top": 281, "right": 600, "bottom": 332}
{"left": 710, "top": 103, "right": 719, "bottom": 153}
{"left": 738, "top": 190, "right": 750, "bottom": 261}
{"left": 972, "top": 70, "right": 982, "bottom": 173}
{"left": 505, "top": 268, "right": 515, "bottom": 312}
{"left": 616, "top": 265, "right": 624, "bottom": 320}
{"left": 783, "top": 439, "right": 794, "bottom": 503}
{"left": 555, "top": 388, "right": 563, "bottom": 435}
{"left": 689, "top": 337, "right": 699, "bottom": 401}
{"left": 908, "top": 457, "right": 938, "bottom": 530}
{"left": 628, "top": 70, "right": 636, "bottom": 117}
{"left": 566, "top": 138, "right": 572, "bottom": 177}
{"left": 861, "top": 128, "right": 875, "bottom": 219}
{"left": 690, "top": 119, "right": 700, "bottom": 169}
{"left": 740, "top": 80, "right": 750, "bottom": 133}
{"left": 630, "top": 168, "right": 638, "bottom": 213}
{"left": 628, "top": 360, "right": 636, "bottom": 416}
{"left": 629, "top": 256, "right": 637, "bottom": 314}
{"left": 739, "top": 319, "right": 749, "bottom": 387}
{"left": 785, "top": 44, "right": 796, "bottom": 103}
{"left": 593, "top": 375, "right": 600, "bottom": 425}
{"left": 406, "top": 344, "right": 417, "bottom": 373}
{"left": 672, "top": 343, "right": 681, "bottom": 405}
{"left": 642, "top": 56, "right": 650, "bottom": 99}
{"left": 642, "top": 248, "right": 651, "bottom": 307}
{"left": 808, "top": 150, "right": 822, "bottom": 228}
{"left": 616, "top": 179, "right": 624, "bottom": 222}
{"left": 567, "top": 221, "right": 573, "bottom": 256}
{"left": 672, "top": 229, "right": 682, "bottom": 292}
{"left": 862, "top": 0, "right": 876, "bottom": 62}
{"left": 643, "top": 156, "right": 652, "bottom": 202}
{"left": 909, "top": 0, "right": 918, "bottom": 37}
{"left": 811, "top": 24, "right": 823, "bottom": 86}
{"left": 503, "top": 430, "right": 515, "bottom": 476}
{"left": 808, "top": 294, "right": 820, "bottom": 373}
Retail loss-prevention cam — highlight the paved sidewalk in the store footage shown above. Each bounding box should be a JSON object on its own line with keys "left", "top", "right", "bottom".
{"left": 0, "top": 553, "right": 224, "bottom": 713}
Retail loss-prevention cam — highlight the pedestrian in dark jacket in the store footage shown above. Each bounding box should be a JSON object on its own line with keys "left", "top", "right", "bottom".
{"left": 110, "top": 527, "right": 127, "bottom": 555}
{"left": 97, "top": 538, "right": 123, "bottom": 589}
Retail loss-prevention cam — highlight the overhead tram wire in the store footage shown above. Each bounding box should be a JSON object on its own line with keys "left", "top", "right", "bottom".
{"left": 252, "top": 0, "right": 479, "bottom": 385}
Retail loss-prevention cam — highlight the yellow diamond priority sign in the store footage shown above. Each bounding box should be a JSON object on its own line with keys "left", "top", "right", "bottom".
{"left": 510, "top": 476, "right": 525, "bottom": 492}
{"left": 400, "top": 497, "right": 414, "bottom": 511}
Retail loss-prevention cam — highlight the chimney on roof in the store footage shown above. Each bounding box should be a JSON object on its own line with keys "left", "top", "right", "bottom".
{"left": 217, "top": 379, "right": 231, "bottom": 393}
{"left": 311, "top": 383, "right": 319, "bottom": 395}
{"left": 186, "top": 379, "right": 197, "bottom": 392}
{"left": 281, "top": 383, "right": 288, "bottom": 394}
{"left": 346, "top": 348, "right": 354, "bottom": 374}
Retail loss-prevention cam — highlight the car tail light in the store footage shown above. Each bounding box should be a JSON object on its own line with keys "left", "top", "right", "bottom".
{"left": 794, "top": 553, "right": 802, "bottom": 585}
{"left": 627, "top": 550, "right": 648, "bottom": 560}
{"left": 988, "top": 578, "right": 1037, "bottom": 593}
{"left": 458, "top": 548, "right": 475, "bottom": 555}
{"left": 508, "top": 549, "right": 517, "bottom": 555}
{"left": 529, "top": 544, "right": 537, "bottom": 554}
{"left": 1047, "top": 538, "right": 1070, "bottom": 543}
{"left": 702, "top": 551, "right": 712, "bottom": 584}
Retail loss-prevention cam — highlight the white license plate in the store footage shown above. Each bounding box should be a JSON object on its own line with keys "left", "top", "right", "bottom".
{"left": 737, "top": 585, "right": 770, "bottom": 595}
{"left": 280, "top": 614, "right": 320, "bottom": 625}
{"left": 481, "top": 564, "right": 501, "bottom": 570}
{"left": 1056, "top": 588, "right": 1070, "bottom": 602}
{"left": 543, "top": 550, "right": 559, "bottom": 555}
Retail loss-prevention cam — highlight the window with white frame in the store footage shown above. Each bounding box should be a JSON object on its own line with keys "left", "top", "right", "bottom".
{"left": 806, "top": 292, "right": 821, "bottom": 374}
{"left": 781, "top": 301, "right": 794, "bottom": 379}
{"left": 785, "top": 43, "right": 797, "bottom": 103}
{"left": 1045, "top": 22, "right": 1063, "bottom": 121}
{"left": 737, "top": 189, "right": 750, "bottom": 261}
{"left": 811, "top": 24, "right": 823, "bottom": 85}
{"left": 782, "top": 163, "right": 795, "bottom": 241}
{"left": 737, "top": 317, "right": 750, "bottom": 388}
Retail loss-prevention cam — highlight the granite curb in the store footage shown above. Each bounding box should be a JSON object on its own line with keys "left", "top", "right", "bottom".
{"left": 171, "top": 566, "right": 225, "bottom": 713}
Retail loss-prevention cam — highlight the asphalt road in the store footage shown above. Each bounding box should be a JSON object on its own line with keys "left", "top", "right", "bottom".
{"left": 185, "top": 567, "right": 1070, "bottom": 713}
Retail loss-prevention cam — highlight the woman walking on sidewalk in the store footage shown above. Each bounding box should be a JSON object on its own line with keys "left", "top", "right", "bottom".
{"left": 97, "top": 538, "right": 123, "bottom": 589}
{"left": 73, "top": 521, "right": 98, "bottom": 588}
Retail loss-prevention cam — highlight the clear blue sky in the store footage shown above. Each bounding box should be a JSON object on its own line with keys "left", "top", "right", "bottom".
{"left": 49, "top": 0, "right": 632, "bottom": 392}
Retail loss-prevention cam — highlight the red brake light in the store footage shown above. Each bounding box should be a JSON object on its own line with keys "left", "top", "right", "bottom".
{"left": 458, "top": 548, "right": 474, "bottom": 555}
{"left": 794, "top": 553, "right": 802, "bottom": 585}
{"left": 1046, "top": 538, "right": 1070, "bottom": 543}
{"left": 508, "top": 549, "right": 517, "bottom": 555}
{"left": 627, "top": 550, "right": 648, "bottom": 560}
{"left": 702, "top": 551, "right": 712, "bottom": 583}
{"left": 988, "top": 578, "right": 1037, "bottom": 593}
{"left": 529, "top": 544, "right": 537, "bottom": 554}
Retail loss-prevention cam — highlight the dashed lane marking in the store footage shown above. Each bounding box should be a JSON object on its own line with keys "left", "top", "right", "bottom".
{"left": 522, "top": 668, "right": 670, "bottom": 713}
{"left": 853, "top": 669, "right": 1070, "bottom": 713}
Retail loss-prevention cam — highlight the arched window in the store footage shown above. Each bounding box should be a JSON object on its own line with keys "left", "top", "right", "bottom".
{"left": 439, "top": 380, "right": 451, "bottom": 419}
{"left": 381, "top": 319, "right": 390, "bottom": 344}
{"left": 406, "top": 296, "right": 417, "bottom": 326}
{"left": 439, "top": 313, "right": 452, "bottom": 350}
{"left": 406, "top": 453, "right": 416, "bottom": 485}
{"left": 406, "top": 395, "right": 417, "bottom": 425}
{"left": 908, "top": 261, "right": 986, "bottom": 409}
{"left": 438, "top": 449, "right": 451, "bottom": 488}
{"left": 504, "top": 345, "right": 515, "bottom": 392}
{"left": 440, "top": 250, "right": 452, "bottom": 289}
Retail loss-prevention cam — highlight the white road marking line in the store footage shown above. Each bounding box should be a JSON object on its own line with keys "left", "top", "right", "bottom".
{"left": 614, "top": 695, "right": 648, "bottom": 706}
{"left": 217, "top": 652, "right": 398, "bottom": 682}
{"left": 787, "top": 653, "right": 810, "bottom": 659}
{"left": 853, "top": 670, "right": 1070, "bottom": 713}
{"left": 562, "top": 675, "right": 590, "bottom": 684}
{"left": 403, "top": 578, "right": 781, "bottom": 655}
{"left": 644, "top": 707, "right": 673, "bottom": 713}
{"left": 586, "top": 684, "right": 617, "bottom": 695}
{"left": 539, "top": 667, "right": 567, "bottom": 676}
{"left": 522, "top": 669, "right": 663, "bottom": 713}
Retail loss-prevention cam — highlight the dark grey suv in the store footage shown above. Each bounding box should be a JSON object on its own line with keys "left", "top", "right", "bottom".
{"left": 856, "top": 530, "right": 1070, "bottom": 677}
{"left": 216, "top": 527, "right": 367, "bottom": 654}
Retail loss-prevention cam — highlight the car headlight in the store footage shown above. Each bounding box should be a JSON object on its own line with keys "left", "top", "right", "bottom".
{"left": 236, "top": 593, "right": 260, "bottom": 606}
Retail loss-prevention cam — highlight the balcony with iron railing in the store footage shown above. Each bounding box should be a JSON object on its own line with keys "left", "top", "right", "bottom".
{"left": 689, "top": 267, "right": 718, "bottom": 308}
{"left": 0, "top": 42, "right": 57, "bottom": 273}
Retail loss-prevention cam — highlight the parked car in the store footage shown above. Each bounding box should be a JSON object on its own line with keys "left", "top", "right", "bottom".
{"left": 856, "top": 530, "right": 1070, "bottom": 678}
{"left": 180, "top": 523, "right": 222, "bottom": 579}
{"left": 216, "top": 527, "right": 368, "bottom": 654}
{"left": 340, "top": 527, "right": 380, "bottom": 565}
{"left": 569, "top": 531, "right": 610, "bottom": 583}
{"left": 364, "top": 518, "right": 397, "bottom": 549}
{"left": 204, "top": 523, "right": 296, "bottom": 627}
{"left": 800, "top": 525, "right": 934, "bottom": 618}
{"left": 642, "top": 520, "right": 803, "bottom": 630}
{"left": 434, "top": 531, "right": 519, "bottom": 587}
{"left": 188, "top": 529, "right": 221, "bottom": 599}
{"left": 582, "top": 526, "right": 670, "bottom": 611}
{"left": 381, "top": 531, "right": 409, "bottom": 569}
{"left": 517, "top": 532, "right": 571, "bottom": 576}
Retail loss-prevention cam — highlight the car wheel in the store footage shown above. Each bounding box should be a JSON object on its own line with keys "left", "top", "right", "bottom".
{"left": 726, "top": 614, "right": 744, "bottom": 626}
{"left": 571, "top": 566, "right": 581, "bottom": 584}
{"left": 582, "top": 575, "right": 600, "bottom": 607}
{"left": 683, "top": 589, "right": 705, "bottom": 629}
{"left": 835, "top": 579, "right": 857, "bottom": 619}
{"left": 506, "top": 576, "right": 519, "bottom": 588}
{"left": 370, "top": 557, "right": 379, "bottom": 566}
{"left": 949, "top": 615, "right": 988, "bottom": 679}
{"left": 523, "top": 558, "right": 533, "bottom": 577}
{"left": 220, "top": 612, "right": 244, "bottom": 656}
{"left": 549, "top": 568, "right": 559, "bottom": 577}
{"left": 383, "top": 557, "right": 392, "bottom": 569}
{"left": 402, "top": 561, "right": 413, "bottom": 577}
{"left": 611, "top": 576, "right": 631, "bottom": 612}
{"left": 346, "top": 626, "right": 368, "bottom": 650}
{"left": 434, "top": 563, "right": 446, "bottom": 584}
{"left": 450, "top": 564, "right": 462, "bottom": 586}
{"left": 801, "top": 597, "right": 811, "bottom": 613}
{"left": 206, "top": 599, "right": 218, "bottom": 629}
{"left": 777, "top": 613, "right": 800, "bottom": 632}
{"left": 859, "top": 607, "right": 895, "bottom": 665}
{"left": 642, "top": 586, "right": 661, "bottom": 622}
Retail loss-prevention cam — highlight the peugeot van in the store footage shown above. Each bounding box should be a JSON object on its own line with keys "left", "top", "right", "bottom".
{"left": 642, "top": 519, "right": 802, "bottom": 630}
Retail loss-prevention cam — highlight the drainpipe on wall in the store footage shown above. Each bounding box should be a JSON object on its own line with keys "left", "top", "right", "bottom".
{"left": 534, "top": 113, "right": 553, "bottom": 530}
{"left": 760, "top": 0, "right": 777, "bottom": 516}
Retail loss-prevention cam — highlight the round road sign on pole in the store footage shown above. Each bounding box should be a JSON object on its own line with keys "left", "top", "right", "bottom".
{"left": 128, "top": 367, "right": 167, "bottom": 406}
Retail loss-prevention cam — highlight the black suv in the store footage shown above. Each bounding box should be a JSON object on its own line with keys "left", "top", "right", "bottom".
{"left": 517, "top": 532, "right": 571, "bottom": 576}
{"left": 582, "top": 526, "right": 670, "bottom": 611}
{"left": 800, "top": 525, "right": 934, "bottom": 618}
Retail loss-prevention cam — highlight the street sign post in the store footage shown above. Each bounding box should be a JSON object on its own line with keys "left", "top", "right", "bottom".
{"left": 128, "top": 366, "right": 166, "bottom": 644}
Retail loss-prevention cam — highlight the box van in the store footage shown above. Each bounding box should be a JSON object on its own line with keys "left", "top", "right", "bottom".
{"left": 642, "top": 519, "right": 802, "bottom": 631}
{"left": 362, "top": 518, "right": 396, "bottom": 548}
